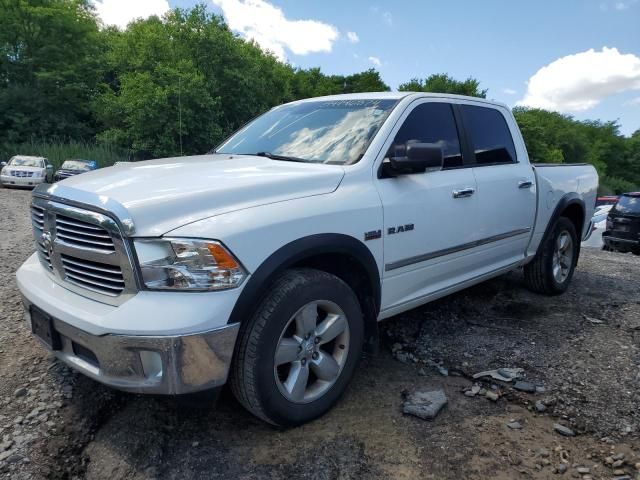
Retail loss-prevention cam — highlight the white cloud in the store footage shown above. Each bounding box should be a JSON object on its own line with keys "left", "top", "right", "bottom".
{"left": 211, "top": 0, "right": 339, "bottom": 61}
{"left": 615, "top": 0, "right": 638, "bottom": 9}
{"left": 600, "top": 0, "right": 638, "bottom": 11}
{"left": 517, "top": 47, "right": 640, "bottom": 112}
{"left": 346, "top": 31, "right": 359, "bottom": 43}
{"left": 626, "top": 97, "right": 640, "bottom": 106}
{"left": 503, "top": 88, "right": 517, "bottom": 95}
{"left": 368, "top": 56, "right": 382, "bottom": 67}
{"left": 369, "top": 6, "right": 393, "bottom": 26}
{"left": 92, "top": 0, "right": 170, "bottom": 29}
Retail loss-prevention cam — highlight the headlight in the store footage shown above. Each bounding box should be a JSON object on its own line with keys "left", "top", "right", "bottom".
{"left": 134, "top": 238, "right": 246, "bottom": 291}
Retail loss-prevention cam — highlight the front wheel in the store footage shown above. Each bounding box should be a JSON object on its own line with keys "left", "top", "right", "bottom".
{"left": 230, "top": 269, "right": 364, "bottom": 427}
{"left": 524, "top": 216, "right": 579, "bottom": 295}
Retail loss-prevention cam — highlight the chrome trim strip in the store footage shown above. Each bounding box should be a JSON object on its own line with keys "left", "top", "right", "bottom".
{"left": 385, "top": 228, "right": 532, "bottom": 271}
{"left": 33, "top": 183, "right": 136, "bottom": 235}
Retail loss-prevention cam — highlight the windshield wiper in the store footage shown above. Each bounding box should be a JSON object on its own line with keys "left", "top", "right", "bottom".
{"left": 255, "top": 151, "right": 309, "bottom": 163}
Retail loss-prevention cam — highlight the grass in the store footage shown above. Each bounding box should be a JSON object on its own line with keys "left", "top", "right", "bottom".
{"left": 0, "top": 139, "right": 131, "bottom": 169}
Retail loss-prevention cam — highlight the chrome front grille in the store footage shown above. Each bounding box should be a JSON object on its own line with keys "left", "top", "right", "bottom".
{"left": 31, "top": 206, "right": 45, "bottom": 232}
{"left": 36, "top": 240, "right": 54, "bottom": 271}
{"left": 31, "top": 206, "right": 52, "bottom": 270}
{"left": 12, "top": 171, "right": 34, "bottom": 177}
{"left": 30, "top": 199, "right": 136, "bottom": 305}
{"left": 61, "top": 255, "right": 125, "bottom": 296}
{"left": 55, "top": 215, "right": 115, "bottom": 252}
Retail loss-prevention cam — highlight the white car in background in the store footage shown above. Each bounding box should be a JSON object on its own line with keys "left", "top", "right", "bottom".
{"left": 582, "top": 204, "right": 612, "bottom": 248}
{"left": 0, "top": 155, "right": 54, "bottom": 188}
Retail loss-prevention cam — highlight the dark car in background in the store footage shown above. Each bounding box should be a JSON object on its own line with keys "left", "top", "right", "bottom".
{"left": 54, "top": 159, "right": 97, "bottom": 182}
{"left": 603, "top": 192, "right": 640, "bottom": 254}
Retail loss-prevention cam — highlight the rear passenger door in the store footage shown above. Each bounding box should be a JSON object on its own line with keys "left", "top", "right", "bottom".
{"left": 459, "top": 103, "right": 536, "bottom": 266}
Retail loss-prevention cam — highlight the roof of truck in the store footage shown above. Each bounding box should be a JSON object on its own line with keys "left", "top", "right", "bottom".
{"left": 292, "top": 91, "right": 509, "bottom": 109}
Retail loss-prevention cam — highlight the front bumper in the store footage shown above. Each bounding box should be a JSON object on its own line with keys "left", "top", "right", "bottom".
{"left": 17, "top": 254, "right": 243, "bottom": 395}
{"left": 22, "top": 299, "right": 239, "bottom": 394}
{"left": 1, "top": 174, "right": 45, "bottom": 187}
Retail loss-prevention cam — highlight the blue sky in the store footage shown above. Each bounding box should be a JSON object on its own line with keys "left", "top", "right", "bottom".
{"left": 95, "top": 0, "right": 640, "bottom": 135}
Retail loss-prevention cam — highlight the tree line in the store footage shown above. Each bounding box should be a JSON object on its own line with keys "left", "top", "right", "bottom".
{"left": 1, "top": 0, "right": 638, "bottom": 193}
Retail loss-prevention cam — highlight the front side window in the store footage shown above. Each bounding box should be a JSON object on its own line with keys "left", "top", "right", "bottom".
{"left": 8, "top": 156, "right": 44, "bottom": 168}
{"left": 216, "top": 99, "right": 397, "bottom": 165}
{"left": 461, "top": 105, "right": 517, "bottom": 165}
{"left": 391, "top": 102, "right": 463, "bottom": 169}
{"left": 613, "top": 194, "right": 640, "bottom": 215}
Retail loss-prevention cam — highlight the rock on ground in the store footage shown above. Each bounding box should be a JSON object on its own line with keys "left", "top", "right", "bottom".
{"left": 402, "top": 389, "right": 448, "bottom": 420}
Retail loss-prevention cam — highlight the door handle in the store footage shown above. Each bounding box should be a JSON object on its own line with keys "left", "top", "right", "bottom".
{"left": 518, "top": 180, "right": 534, "bottom": 189}
{"left": 452, "top": 187, "right": 475, "bottom": 198}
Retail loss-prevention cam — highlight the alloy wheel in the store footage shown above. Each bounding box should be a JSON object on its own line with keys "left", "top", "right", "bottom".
{"left": 273, "top": 300, "right": 350, "bottom": 404}
{"left": 552, "top": 230, "right": 573, "bottom": 283}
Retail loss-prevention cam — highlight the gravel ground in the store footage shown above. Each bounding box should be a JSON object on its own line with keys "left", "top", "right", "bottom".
{"left": 1, "top": 186, "right": 639, "bottom": 480}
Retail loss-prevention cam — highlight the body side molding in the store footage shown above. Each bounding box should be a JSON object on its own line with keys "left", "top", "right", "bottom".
{"left": 385, "top": 228, "right": 532, "bottom": 271}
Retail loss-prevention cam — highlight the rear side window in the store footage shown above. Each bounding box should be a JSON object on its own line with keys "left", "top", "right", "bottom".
{"left": 614, "top": 195, "right": 640, "bottom": 215}
{"left": 392, "top": 102, "right": 463, "bottom": 169}
{"left": 461, "top": 105, "right": 517, "bottom": 165}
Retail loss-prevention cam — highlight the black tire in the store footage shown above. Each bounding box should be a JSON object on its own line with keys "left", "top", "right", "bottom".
{"left": 524, "top": 216, "right": 579, "bottom": 295}
{"left": 230, "top": 268, "right": 364, "bottom": 427}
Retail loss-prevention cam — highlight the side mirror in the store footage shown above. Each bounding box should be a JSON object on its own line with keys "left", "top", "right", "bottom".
{"left": 46, "top": 164, "right": 53, "bottom": 170}
{"left": 0, "top": 162, "right": 6, "bottom": 168}
{"left": 381, "top": 142, "right": 443, "bottom": 177}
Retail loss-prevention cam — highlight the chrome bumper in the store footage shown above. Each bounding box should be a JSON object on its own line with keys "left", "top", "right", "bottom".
{"left": 1, "top": 175, "right": 45, "bottom": 187}
{"left": 23, "top": 299, "right": 239, "bottom": 395}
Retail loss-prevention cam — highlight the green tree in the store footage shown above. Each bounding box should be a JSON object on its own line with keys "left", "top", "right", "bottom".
{"left": 96, "top": 5, "right": 390, "bottom": 158}
{"left": 398, "top": 73, "right": 487, "bottom": 98}
{"left": 0, "top": 0, "right": 102, "bottom": 142}
{"left": 513, "top": 107, "right": 640, "bottom": 193}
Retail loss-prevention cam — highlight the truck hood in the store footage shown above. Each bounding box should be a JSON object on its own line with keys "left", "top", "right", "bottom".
{"left": 43, "top": 154, "right": 345, "bottom": 236}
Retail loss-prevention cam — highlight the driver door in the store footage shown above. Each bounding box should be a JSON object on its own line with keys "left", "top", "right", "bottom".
{"left": 375, "top": 100, "right": 480, "bottom": 313}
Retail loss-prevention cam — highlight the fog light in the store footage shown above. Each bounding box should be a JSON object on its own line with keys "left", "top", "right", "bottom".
{"left": 139, "top": 351, "right": 163, "bottom": 381}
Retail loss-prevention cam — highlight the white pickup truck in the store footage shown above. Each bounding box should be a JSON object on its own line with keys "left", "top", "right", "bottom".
{"left": 17, "top": 92, "right": 598, "bottom": 426}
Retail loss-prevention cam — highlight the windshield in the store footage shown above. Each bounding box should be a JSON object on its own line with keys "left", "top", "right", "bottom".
{"left": 216, "top": 99, "right": 397, "bottom": 165}
{"left": 8, "top": 156, "right": 44, "bottom": 168}
{"left": 61, "top": 160, "right": 96, "bottom": 171}
{"left": 613, "top": 194, "right": 640, "bottom": 215}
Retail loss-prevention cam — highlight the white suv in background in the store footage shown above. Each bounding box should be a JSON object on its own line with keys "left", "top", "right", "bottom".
{"left": 1, "top": 155, "right": 53, "bottom": 187}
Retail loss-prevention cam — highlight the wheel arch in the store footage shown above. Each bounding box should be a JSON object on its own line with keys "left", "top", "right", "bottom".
{"left": 228, "top": 234, "right": 381, "bottom": 352}
{"left": 537, "top": 193, "right": 586, "bottom": 256}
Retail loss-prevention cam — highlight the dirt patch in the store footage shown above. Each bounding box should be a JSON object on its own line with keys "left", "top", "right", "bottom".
{"left": 0, "top": 187, "right": 639, "bottom": 479}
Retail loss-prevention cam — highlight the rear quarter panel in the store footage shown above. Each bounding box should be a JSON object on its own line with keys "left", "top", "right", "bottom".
{"left": 527, "top": 164, "right": 598, "bottom": 257}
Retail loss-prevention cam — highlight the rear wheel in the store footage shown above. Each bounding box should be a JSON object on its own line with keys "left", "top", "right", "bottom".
{"left": 524, "top": 217, "right": 579, "bottom": 295}
{"left": 230, "top": 268, "right": 364, "bottom": 427}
